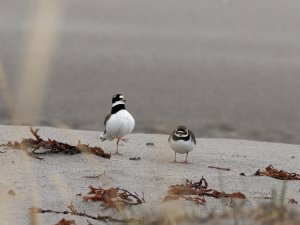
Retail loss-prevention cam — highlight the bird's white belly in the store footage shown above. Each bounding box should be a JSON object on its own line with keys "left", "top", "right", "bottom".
{"left": 106, "top": 110, "right": 135, "bottom": 138}
{"left": 169, "top": 139, "right": 195, "bottom": 154}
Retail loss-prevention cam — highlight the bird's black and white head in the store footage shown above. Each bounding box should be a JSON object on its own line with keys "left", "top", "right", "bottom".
{"left": 174, "top": 126, "right": 189, "bottom": 138}
{"left": 111, "top": 94, "right": 127, "bottom": 114}
{"left": 169, "top": 125, "right": 196, "bottom": 144}
{"left": 112, "top": 94, "right": 126, "bottom": 104}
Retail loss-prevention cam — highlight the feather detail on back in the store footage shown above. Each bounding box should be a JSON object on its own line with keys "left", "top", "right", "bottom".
{"left": 189, "top": 130, "right": 196, "bottom": 145}
{"left": 168, "top": 130, "right": 175, "bottom": 142}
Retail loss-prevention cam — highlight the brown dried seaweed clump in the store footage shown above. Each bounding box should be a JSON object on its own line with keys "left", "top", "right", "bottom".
{"left": 0, "top": 127, "right": 111, "bottom": 159}
{"left": 254, "top": 165, "right": 300, "bottom": 180}
{"left": 54, "top": 218, "right": 76, "bottom": 225}
{"left": 164, "top": 177, "right": 246, "bottom": 205}
{"left": 82, "top": 185, "right": 145, "bottom": 210}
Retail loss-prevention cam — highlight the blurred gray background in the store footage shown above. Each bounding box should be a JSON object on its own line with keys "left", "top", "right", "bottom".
{"left": 1, "top": 0, "right": 300, "bottom": 143}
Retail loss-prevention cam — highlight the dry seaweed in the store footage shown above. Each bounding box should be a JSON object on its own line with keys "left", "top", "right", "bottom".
{"left": 163, "top": 194, "right": 207, "bottom": 205}
{"left": 82, "top": 185, "right": 145, "bottom": 209}
{"left": 288, "top": 199, "right": 298, "bottom": 204}
{"left": 0, "top": 127, "right": 111, "bottom": 159}
{"left": 54, "top": 218, "right": 76, "bottom": 225}
{"left": 76, "top": 141, "right": 111, "bottom": 159}
{"left": 164, "top": 177, "right": 246, "bottom": 204}
{"left": 253, "top": 165, "right": 300, "bottom": 180}
{"left": 8, "top": 190, "right": 16, "bottom": 196}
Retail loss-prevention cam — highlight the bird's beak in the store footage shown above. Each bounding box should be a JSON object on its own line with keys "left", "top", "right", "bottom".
{"left": 122, "top": 98, "right": 127, "bottom": 103}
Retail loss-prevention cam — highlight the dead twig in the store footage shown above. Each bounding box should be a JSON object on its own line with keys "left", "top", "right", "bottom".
{"left": 129, "top": 157, "right": 141, "bottom": 161}
{"left": 253, "top": 165, "right": 300, "bottom": 180}
{"left": 146, "top": 143, "right": 154, "bottom": 146}
{"left": 86, "top": 220, "right": 94, "bottom": 225}
{"left": 208, "top": 166, "right": 231, "bottom": 171}
{"left": 83, "top": 171, "right": 106, "bottom": 179}
{"left": 31, "top": 202, "right": 138, "bottom": 224}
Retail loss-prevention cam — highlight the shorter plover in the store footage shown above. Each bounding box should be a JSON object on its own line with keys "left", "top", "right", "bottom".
{"left": 100, "top": 94, "right": 135, "bottom": 155}
{"left": 168, "top": 126, "right": 196, "bottom": 163}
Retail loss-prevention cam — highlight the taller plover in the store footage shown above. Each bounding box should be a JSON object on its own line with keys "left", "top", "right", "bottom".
{"left": 168, "top": 126, "right": 196, "bottom": 163}
{"left": 100, "top": 94, "right": 135, "bottom": 155}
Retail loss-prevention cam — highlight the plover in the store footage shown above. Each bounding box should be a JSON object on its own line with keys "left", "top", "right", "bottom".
{"left": 168, "top": 126, "right": 196, "bottom": 163}
{"left": 100, "top": 94, "right": 135, "bottom": 155}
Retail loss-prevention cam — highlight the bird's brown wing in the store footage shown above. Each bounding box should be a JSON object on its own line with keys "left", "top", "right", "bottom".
{"left": 104, "top": 114, "right": 111, "bottom": 126}
{"left": 168, "top": 130, "right": 175, "bottom": 142}
{"left": 103, "top": 114, "right": 111, "bottom": 134}
{"left": 189, "top": 130, "right": 196, "bottom": 145}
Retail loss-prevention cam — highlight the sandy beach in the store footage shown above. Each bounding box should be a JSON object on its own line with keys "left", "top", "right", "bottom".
{"left": 0, "top": 125, "right": 299, "bottom": 224}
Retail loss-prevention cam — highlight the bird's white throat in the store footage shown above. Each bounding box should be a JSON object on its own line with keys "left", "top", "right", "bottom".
{"left": 112, "top": 100, "right": 125, "bottom": 107}
{"left": 174, "top": 133, "right": 189, "bottom": 138}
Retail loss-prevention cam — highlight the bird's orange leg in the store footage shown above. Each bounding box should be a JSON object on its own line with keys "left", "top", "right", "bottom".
{"left": 113, "top": 138, "right": 122, "bottom": 155}
{"left": 184, "top": 153, "right": 189, "bottom": 164}
{"left": 171, "top": 152, "right": 177, "bottom": 163}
